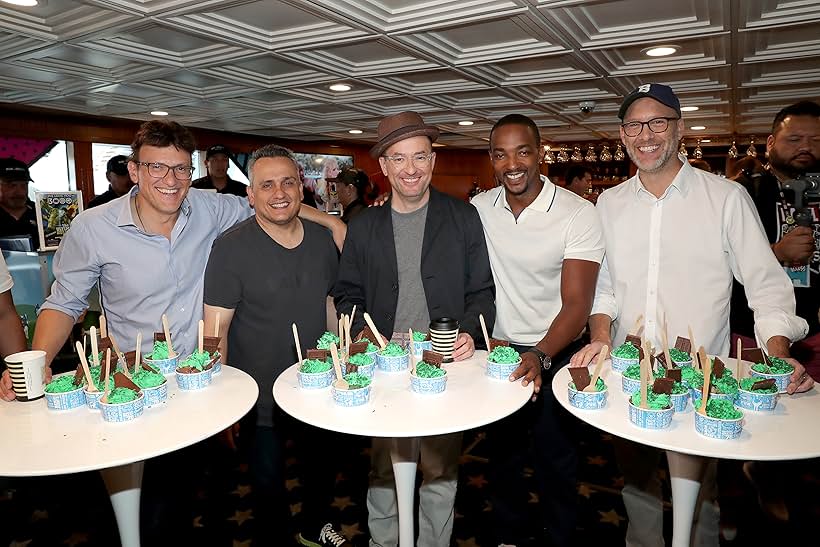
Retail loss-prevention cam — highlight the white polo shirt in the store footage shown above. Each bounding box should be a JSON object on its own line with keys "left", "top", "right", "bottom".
{"left": 0, "top": 254, "right": 13, "bottom": 293}
{"left": 472, "top": 176, "right": 604, "bottom": 345}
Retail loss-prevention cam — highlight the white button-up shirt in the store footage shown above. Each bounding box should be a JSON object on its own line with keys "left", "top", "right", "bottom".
{"left": 592, "top": 159, "right": 807, "bottom": 355}
{"left": 472, "top": 176, "right": 604, "bottom": 345}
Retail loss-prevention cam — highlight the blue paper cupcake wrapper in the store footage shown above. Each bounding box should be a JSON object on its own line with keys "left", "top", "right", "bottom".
{"left": 211, "top": 355, "right": 222, "bottom": 375}
{"left": 749, "top": 370, "right": 790, "bottom": 394}
{"left": 175, "top": 368, "right": 213, "bottom": 390}
{"left": 332, "top": 385, "right": 371, "bottom": 407}
{"left": 485, "top": 358, "right": 520, "bottom": 380}
{"left": 670, "top": 391, "right": 689, "bottom": 412}
{"left": 621, "top": 375, "right": 641, "bottom": 394}
{"left": 412, "top": 340, "right": 433, "bottom": 357}
{"left": 567, "top": 385, "right": 608, "bottom": 410}
{"left": 84, "top": 388, "right": 103, "bottom": 410}
{"left": 376, "top": 353, "right": 409, "bottom": 372}
{"left": 45, "top": 387, "right": 86, "bottom": 410}
{"left": 100, "top": 393, "right": 145, "bottom": 422}
{"left": 144, "top": 355, "right": 179, "bottom": 375}
{"left": 694, "top": 411, "right": 743, "bottom": 439}
{"left": 628, "top": 403, "right": 674, "bottom": 429}
{"left": 736, "top": 389, "right": 778, "bottom": 411}
{"left": 338, "top": 362, "right": 375, "bottom": 380}
{"left": 297, "top": 368, "right": 334, "bottom": 389}
{"left": 610, "top": 354, "right": 638, "bottom": 373}
{"left": 410, "top": 374, "right": 447, "bottom": 394}
{"left": 142, "top": 382, "right": 168, "bottom": 407}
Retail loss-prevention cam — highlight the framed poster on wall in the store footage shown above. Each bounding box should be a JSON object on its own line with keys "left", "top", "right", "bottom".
{"left": 34, "top": 191, "right": 83, "bottom": 251}
{"left": 292, "top": 153, "right": 353, "bottom": 211}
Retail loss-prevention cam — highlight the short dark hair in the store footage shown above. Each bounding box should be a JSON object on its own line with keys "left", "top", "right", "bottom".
{"left": 337, "top": 167, "right": 369, "bottom": 197}
{"left": 489, "top": 114, "right": 541, "bottom": 147}
{"left": 130, "top": 120, "right": 196, "bottom": 160}
{"left": 565, "top": 164, "right": 592, "bottom": 186}
{"left": 771, "top": 101, "right": 820, "bottom": 135}
{"left": 247, "top": 144, "right": 299, "bottom": 186}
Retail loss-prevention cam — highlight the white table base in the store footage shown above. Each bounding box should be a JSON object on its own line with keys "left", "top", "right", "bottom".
{"left": 391, "top": 437, "right": 422, "bottom": 546}
{"left": 101, "top": 462, "right": 144, "bottom": 547}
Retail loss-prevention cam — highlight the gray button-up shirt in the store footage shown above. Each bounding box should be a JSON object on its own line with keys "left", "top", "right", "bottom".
{"left": 42, "top": 186, "right": 253, "bottom": 357}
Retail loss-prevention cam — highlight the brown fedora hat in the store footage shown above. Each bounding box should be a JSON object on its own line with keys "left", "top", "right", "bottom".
{"left": 370, "top": 111, "right": 439, "bottom": 158}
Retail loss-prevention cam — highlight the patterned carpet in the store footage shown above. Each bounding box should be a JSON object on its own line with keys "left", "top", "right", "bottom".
{"left": 2, "top": 418, "right": 818, "bottom": 547}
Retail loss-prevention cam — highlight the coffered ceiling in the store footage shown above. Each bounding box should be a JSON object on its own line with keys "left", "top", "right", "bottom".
{"left": 1, "top": 0, "right": 818, "bottom": 149}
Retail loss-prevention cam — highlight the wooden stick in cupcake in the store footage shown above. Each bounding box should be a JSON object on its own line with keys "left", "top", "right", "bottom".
{"left": 134, "top": 332, "right": 142, "bottom": 376}
{"left": 101, "top": 348, "right": 112, "bottom": 402}
{"left": 100, "top": 314, "right": 107, "bottom": 339}
{"left": 479, "top": 313, "right": 491, "bottom": 353}
{"left": 161, "top": 313, "right": 176, "bottom": 357}
{"left": 198, "top": 319, "right": 204, "bottom": 354}
{"left": 350, "top": 305, "right": 357, "bottom": 330}
{"left": 735, "top": 338, "right": 743, "bottom": 379}
{"left": 699, "top": 346, "right": 711, "bottom": 414}
{"left": 408, "top": 328, "right": 416, "bottom": 375}
{"left": 330, "top": 342, "right": 348, "bottom": 389}
{"left": 661, "top": 322, "right": 673, "bottom": 371}
{"left": 292, "top": 323, "right": 303, "bottom": 365}
{"left": 688, "top": 326, "right": 698, "bottom": 369}
{"left": 90, "top": 325, "right": 100, "bottom": 368}
{"left": 363, "top": 312, "right": 387, "bottom": 349}
{"left": 584, "top": 345, "right": 608, "bottom": 393}
{"left": 345, "top": 315, "right": 352, "bottom": 355}
{"left": 631, "top": 314, "right": 644, "bottom": 336}
{"left": 639, "top": 340, "right": 650, "bottom": 409}
{"left": 214, "top": 312, "right": 220, "bottom": 338}
{"left": 75, "top": 341, "right": 95, "bottom": 390}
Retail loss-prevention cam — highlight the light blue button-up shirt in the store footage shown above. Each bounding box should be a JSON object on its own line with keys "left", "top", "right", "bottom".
{"left": 42, "top": 186, "right": 252, "bottom": 357}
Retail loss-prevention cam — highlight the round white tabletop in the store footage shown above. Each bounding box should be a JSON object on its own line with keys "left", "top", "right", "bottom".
{"left": 273, "top": 350, "right": 534, "bottom": 438}
{"left": 0, "top": 366, "right": 259, "bottom": 477}
{"left": 552, "top": 359, "right": 820, "bottom": 461}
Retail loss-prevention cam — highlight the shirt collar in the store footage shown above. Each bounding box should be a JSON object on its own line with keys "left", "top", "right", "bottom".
{"left": 493, "top": 175, "right": 556, "bottom": 213}
{"left": 632, "top": 154, "right": 690, "bottom": 200}
{"left": 116, "top": 186, "right": 192, "bottom": 227}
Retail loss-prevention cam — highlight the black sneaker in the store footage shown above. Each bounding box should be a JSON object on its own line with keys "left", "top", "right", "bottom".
{"left": 297, "top": 523, "right": 353, "bottom": 547}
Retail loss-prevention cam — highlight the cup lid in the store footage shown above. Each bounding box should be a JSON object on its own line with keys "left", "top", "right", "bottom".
{"left": 429, "top": 317, "right": 459, "bottom": 330}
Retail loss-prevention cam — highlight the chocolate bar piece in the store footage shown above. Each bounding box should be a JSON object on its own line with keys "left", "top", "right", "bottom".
{"left": 113, "top": 371, "right": 141, "bottom": 393}
{"left": 348, "top": 342, "right": 368, "bottom": 356}
{"left": 655, "top": 352, "right": 668, "bottom": 369}
{"left": 674, "top": 336, "right": 692, "bottom": 354}
{"left": 97, "top": 337, "right": 113, "bottom": 353}
{"left": 569, "top": 367, "right": 591, "bottom": 391}
{"left": 637, "top": 345, "right": 645, "bottom": 362}
{"left": 154, "top": 331, "right": 170, "bottom": 342}
{"left": 141, "top": 362, "right": 160, "bottom": 374}
{"left": 712, "top": 357, "right": 726, "bottom": 379}
{"left": 422, "top": 350, "right": 444, "bottom": 367}
{"left": 652, "top": 377, "right": 674, "bottom": 395}
{"left": 122, "top": 350, "right": 137, "bottom": 368}
{"left": 741, "top": 348, "right": 767, "bottom": 365}
{"left": 625, "top": 334, "right": 642, "bottom": 347}
{"left": 73, "top": 364, "right": 85, "bottom": 387}
{"left": 307, "top": 349, "right": 329, "bottom": 360}
{"left": 752, "top": 379, "right": 776, "bottom": 391}
{"left": 489, "top": 338, "right": 510, "bottom": 351}
{"left": 666, "top": 368, "right": 682, "bottom": 383}
{"left": 358, "top": 325, "right": 378, "bottom": 345}
{"left": 202, "top": 335, "right": 221, "bottom": 354}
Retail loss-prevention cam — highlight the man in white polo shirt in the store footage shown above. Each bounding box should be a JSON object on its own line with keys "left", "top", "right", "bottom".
{"left": 471, "top": 114, "right": 604, "bottom": 547}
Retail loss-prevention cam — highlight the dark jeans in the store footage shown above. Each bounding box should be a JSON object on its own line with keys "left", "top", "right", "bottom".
{"left": 486, "top": 341, "right": 582, "bottom": 547}
{"left": 239, "top": 407, "right": 351, "bottom": 543}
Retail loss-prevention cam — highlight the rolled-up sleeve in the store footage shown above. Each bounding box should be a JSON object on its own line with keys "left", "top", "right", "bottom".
{"left": 40, "top": 217, "right": 100, "bottom": 320}
{"left": 724, "top": 186, "right": 808, "bottom": 344}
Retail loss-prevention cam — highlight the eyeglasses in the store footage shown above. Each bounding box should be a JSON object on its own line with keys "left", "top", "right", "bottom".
{"left": 135, "top": 161, "right": 195, "bottom": 180}
{"left": 621, "top": 117, "right": 679, "bottom": 138}
{"left": 382, "top": 152, "right": 434, "bottom": 169}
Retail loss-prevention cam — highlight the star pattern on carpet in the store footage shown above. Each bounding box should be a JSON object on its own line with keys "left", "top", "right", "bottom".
{"left": 455, "top": 537, "right": 480, "bottom": 547}
{"left": 612, "top": 476, "right": 625, "bottom": 488}
{"left": 232, "top": 540, "right": 252, "bottom": 547}
{"left": 528, "top": 491, "right": 539, "bottom": 504}
{"left": 290, "top": 502, "right": 302, "bottom": 515}
{"left": 285, "top": 478, "right": 302, "bottom": 491}
{"left": 232, "top": 484, "right": 252, "bottom": 498}
{"left": 193, "top": 515, "right": 204, "bottom": 528}
{"left": 599, "top": 509, "right": 626, "bottom": 526}
{"left": 466, "top": 475, "right": 487, "bottom": 488}
{"left": 587, "top": 455, "right": 607, "bottom": 466}
{"left": 578, "top": 484, "right": 593, "bottom": 499}
{"left": 227, "top": 509, "right": 254, "bottom": 526}
{"left": 62, "top": 532, "right": 89, "bottom": 546}
{"left": 9, "top": 540, "right": 32, "bottom": 547}
{"left": 285, "top": 457, "right": 297, "bottom": 467}
{"left": 331, "top": 496, "right": 356, "bottom": 510}
{"left": 341, "top": 522, "right": 364, "bottom": 538}
{"left": 30, "top": 509, "right": 48, "bottom": 522}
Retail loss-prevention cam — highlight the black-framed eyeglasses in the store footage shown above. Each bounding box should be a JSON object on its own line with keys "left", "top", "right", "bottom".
{"left": 621, "top": 117, "right": 679, "bottom": 138}
{"left": 135, "top": 161, "right": 195, "bottom": 181}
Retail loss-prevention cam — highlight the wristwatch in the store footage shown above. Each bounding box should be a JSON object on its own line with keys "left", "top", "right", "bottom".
{"left": 527, "top": 347, "right": 551, "bottom": 371}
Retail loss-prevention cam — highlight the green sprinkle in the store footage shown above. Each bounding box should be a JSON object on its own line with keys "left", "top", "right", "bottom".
{"left": 630, "top": 390, "right": 671, "bottom": 410}
{"left": 739, "top": 377, "right": 778, "bottom": 393}
{"left": 316, "top": 331, "right": 340, "bottom": 350}
{"left": 45, "top": 375, "right": 81, "bottom": 393}
{"left": 411, "top": 331, "right": 428, "bottom": 342}
{"left": 348, "top": 353, "right": 374, "bottom": 366}
{"left": 612, "top": 343, "right": 639, "bottom": 359}
{"left": 711, "top": 375, "right": 739, "bottom": 396}
{"left": 680, "top": 366, "right": 704, "bottom": 389}
{"left": 623, "top": 364, "right": 664, "bottom": 380}
{"left": 342, "top": 372, "right": 372, "bottom": 389}
{"left": 106, "top": 387, "right": 138, "bottom": 404}
{"left": 751, "top": 357, "right": 794, "bottom": 375}
{"left": 299, "top": 359, "right": 332, "bottom": 373}
{"left": 179, "top": 350, "right": 211, "bottom": 371}
{"left": 379, "top": 342, "right": 407, "bottom": 357}
{"left": 149, "top": 341, "right": 170, "bottom": 360}
{"left": 487, "top": 346, "right": 520, "bottom": 364}
{"left": 414, "top": 362, "right": 446, "bottom": 378}
{"left": 132, "top": 368, "right": 166, "bottom": 389}
{"left": 705, "top": 398, "right": 742, "bottom": 420}
{"left": 570, "top": 378, "right": 606, "bottom": 392}
{"left": 669, "top": 348, "right": 691, "bottom": 362}
{"left": 355, "top": 339, "right": 379, "bottom": 353}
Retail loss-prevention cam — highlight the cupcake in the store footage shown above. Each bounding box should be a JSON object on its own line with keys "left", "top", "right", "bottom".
{"left": 297, "top": 358, "right": 334, "bottom": 389}
{"left": 669, "top": 347, "right": 693, "bottom": 367}
{"left": 628, "top": 390, "right": 674, "bottom": 429}
{"left": 736, "top": 377, "right": 779, "bottom": 411}
{"left": 610, "top": 342, "right": 639, "bottom": 373}
{"left": 332, "top": 372, "right": 372, "bottom": 406}
{"left": 316, "top": 331, "right": 341, "bottom": 350}
{"left": 131, "top": 364, "right": 168, "bottom": 408}
{"left": 694, "top": 399, "right": 743, "bottom": 439}
{"left": 83, "top": 365, "right": 116, "bottom": 410}
{"left": 375, "top": 341, "right": 409, "bottom": 372}
{"left": 621, "top": 363, "right": 663, "bottom": 394}
{"left": 410, "top": 331, "right": 433, "bottom": 358}
{"left": 567, "top": 377, "right": 608, "bottom": 410}
{"left": 750, "top": 357, "right": 794, "bottom": 394}
{"left": 143, "top": 337, "right": 178, "bottom": 375}
{"left": 98, "top": 373, "right": 145, "bottom": 422}
{"left": 44, "top": 371, "right": 85, "bottom": 411}
{"left": 410, "top": 359, "right": 447, "bottom": 394}
{"left": 175, "top": 351, "right": 215, "bottom": 391}
{"left": 355, "top": 338, "right": 380, "bottom": 360}
{"left": 202, "top": 335, "right": 223, "bottom": 375}
{"left": 486, "top": 345, "right": 521, "bottom": 380}
{"left": 345, "top": 350, "right": 376, "bottom": 380}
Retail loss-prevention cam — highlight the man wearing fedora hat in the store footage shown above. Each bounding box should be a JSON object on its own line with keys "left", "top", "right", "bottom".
{"left": 334, "top": 111, "right": 495, "bottom": 547}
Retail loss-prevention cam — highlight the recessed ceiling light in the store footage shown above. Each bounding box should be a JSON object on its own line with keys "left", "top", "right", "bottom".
{"left": 680, "top": 106, "right": 700, "bottom": 112}
{"left": 690, "top": 126, "right": 706, "bottom": 130}
{"left": 348, "top": 129, "right": 362, "bottom": 134}
{"left": 700, "top": 139, "right": 711, "bottom": 143}
{"left": 329, "top": 83, "right": 351, "bottom": 92}
{"left": 643, "top": 45, "right": 680, "bottom": 57}
{"left": 458, "top": 121, "right": 474, "bottom": 126}
{"left": 2, "top": 1, "right": 39, "bottom": 6}
{"left": 150, "top": 111, "right": 168, "bottom": 116}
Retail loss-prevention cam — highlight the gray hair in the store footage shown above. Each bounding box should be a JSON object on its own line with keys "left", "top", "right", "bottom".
{"left": 247, "top": 144, "right": 300, "bottom": 186}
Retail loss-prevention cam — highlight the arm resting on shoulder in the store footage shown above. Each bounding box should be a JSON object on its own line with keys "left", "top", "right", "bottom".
{"left": 299, "top": 205, "right": 347, "bottom": 252}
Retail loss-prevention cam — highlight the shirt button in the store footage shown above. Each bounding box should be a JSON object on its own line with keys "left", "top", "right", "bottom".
{"left": 387, "top": 314, "right": 393, "bottom": 321}
{"left": 392, "top": 284, "right": 398, "bottom": 291}
{"left": 180, "top": 308, "right": 185, "bottom": 312}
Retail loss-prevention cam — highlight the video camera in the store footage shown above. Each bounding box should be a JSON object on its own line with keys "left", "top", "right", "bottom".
{"left": 780, "top": 173, "right": 820, "bottom": 226}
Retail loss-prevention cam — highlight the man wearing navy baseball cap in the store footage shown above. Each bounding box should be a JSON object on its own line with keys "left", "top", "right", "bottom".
{"left": 571, "top": 83, "right": 813, "bottom": 546}
{"left": 192, "top": 144, "right": 248, "bottom": 197}
{"left": 0, "top": 157, "right": 39, "bottom": 245}
{"left": 88, "top": 155, "right": 135, "bottom": 208}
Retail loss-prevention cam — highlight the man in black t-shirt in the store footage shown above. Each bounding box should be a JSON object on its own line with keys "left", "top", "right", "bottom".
{"left": 0, "top": 158, "right": 39, "bottom": 248}
{"left": 192, "top": 144, "right": 248, "bottom": 197}
{"left": 87, "top": 155, "right": 134, "bottom": 208}
{"left": 203, "top": 144, "right": 351, "bottom": 547}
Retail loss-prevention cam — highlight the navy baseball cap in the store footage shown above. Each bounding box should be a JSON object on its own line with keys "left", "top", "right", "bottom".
{"left": 0, "top": 158, "right": 32, "bottom": 182}
{"left": 206, "top": 144, "right": 230, "bottom": 159}
{"left": 106, "top": 155, "right": 129, "bottom": 175}
{"left": 618, "top": 83, "right": 682, "bottom": 120}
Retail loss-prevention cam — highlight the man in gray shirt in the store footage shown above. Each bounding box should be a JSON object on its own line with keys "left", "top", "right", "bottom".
{"left": 334, "top": 111, "right": 495, "bottom": 547}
